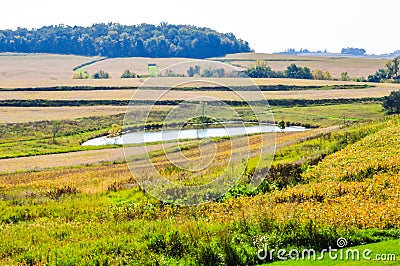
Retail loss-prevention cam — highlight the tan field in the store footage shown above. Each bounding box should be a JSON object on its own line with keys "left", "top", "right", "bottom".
{"left": 0, "top": 53, "right": 392, "bottom": 88}
{"left": 1, "top": 87, "right": 398, "bottom": 101}
{"left": 213, "top": 53, "right": 389, "bottom": 78}
{"left": 85, "top": 57, "right": 242, "bottom": 77}
{"left": 0, "top": 106, "right": 128, "bottom": 123}
{"left": 0, "top": 53, "right": 101, "bottom": 81}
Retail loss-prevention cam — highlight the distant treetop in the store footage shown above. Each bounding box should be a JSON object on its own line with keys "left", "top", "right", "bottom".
{"left": 341, "top": 47, "right": 366, "bottom": 56}
{"left": 0, "top": 23, "right": 252, "bottom": 58}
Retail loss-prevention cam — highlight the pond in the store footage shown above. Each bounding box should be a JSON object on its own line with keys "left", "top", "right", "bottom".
{"left": 82, "top": 124, "right": 308, "bottom": 146}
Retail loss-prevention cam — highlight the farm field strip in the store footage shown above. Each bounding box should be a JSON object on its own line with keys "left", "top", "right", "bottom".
{"left": 211, "top": 53, "right": 390, "bottom": 77}
{"left": 0, "top": 106, "right": 128, "bottom": 123}
{"left": 0, "top": 87, "right": 397, "bottom": 101}
{"left": 1, "top": 77, "right": 400, "bottom": 90}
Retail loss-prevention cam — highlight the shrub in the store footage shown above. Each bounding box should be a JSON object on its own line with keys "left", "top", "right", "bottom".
{"left": 92, "top": 70, "right": 110, "bottom": 79}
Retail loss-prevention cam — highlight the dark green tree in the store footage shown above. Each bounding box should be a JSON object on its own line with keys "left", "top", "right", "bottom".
{"left": 386, "top": 57, "right": 400, "bottom": 79}
{"left": 383, "top": 91, "right": 400, "bottom": 115}
{"left": 285, "top": 64, "right": 313, "bottom": 79}
{"left": 341, "top": 47, "right": 366, "bottom": 56}
{"left": 277, "top": 120, "right": 286, "bottom": 132}
{"left": 0, "top": 23, "right": 252, "bottom": 58}
{"left": 187, "top": 65, "right": 201, "bottom": 77}
{"left": 92, "top": 70, "right": 110, "bottom": 79}
{"left": 368, "top": 57, "right": 400, "bottom": 82}
{"left": 244, "top": 60, "right": 274, "bottom": 78}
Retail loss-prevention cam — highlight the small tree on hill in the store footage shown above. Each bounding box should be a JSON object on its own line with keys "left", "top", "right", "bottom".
{"left": 339, "top": 72, "right": 350, "bottom": 81}
{"left": 51, "top": 120, "right": 62, "bottom": 144}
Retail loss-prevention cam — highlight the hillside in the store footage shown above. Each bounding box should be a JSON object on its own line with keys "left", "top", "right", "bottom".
{"left": 0, "top": 23, "right": 252, "bottom": 58}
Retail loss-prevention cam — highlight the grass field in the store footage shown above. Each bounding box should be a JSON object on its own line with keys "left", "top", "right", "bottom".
{"left": 272, "top": 104, "right": 384, "bottom": 127}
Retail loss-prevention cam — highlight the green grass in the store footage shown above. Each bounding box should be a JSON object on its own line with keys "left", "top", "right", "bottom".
{"left": 273, "top": 121, "right": 385, "bottom": 165}
{"left": 272, "top": 104, "right": 384, "bottom": 127}
{"left": 0, "top": 114, "right": 125, "bottom": 159}
{"left": 269, "top": 239, "right": 400, "bottom": 265}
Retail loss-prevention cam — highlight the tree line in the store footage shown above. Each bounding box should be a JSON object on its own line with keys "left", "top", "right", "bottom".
{"left": 0, "top": 23, "right": 252, "bottom": 58}
{"left": 368, "top": 57, "right": 400, "bottom": 82}
{"left": 244, "top": 60, "right": 315, "bottom": 80}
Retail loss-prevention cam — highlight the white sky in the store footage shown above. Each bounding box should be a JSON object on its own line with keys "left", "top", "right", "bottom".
{"left": 1, "top": 0, "right": 399, "bottom": 54}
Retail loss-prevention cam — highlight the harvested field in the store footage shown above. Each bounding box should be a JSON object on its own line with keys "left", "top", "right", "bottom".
{"left": 0, "top": 53, "right": 100, "bottom": 80}
{"left": 0, "top": 106, "right": 128, "bottom": 123}
{"left": 212, "top": 53, "right": 389, "bottom": 78}
{"left": 0, "top": 87, "right": 397, "bottom": 101}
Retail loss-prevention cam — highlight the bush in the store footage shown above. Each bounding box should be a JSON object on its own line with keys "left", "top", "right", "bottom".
{"left": 92, "top": 70, "right": 110, "bottom": 79}
{"left": 121, "top": 69, "right": 138, "bottom": 78}
{"left": 312, "top": 69, "right": 332, "bottom": 80}
{"left": 71, "top": 69, "right": 89, "bottom": 79}
{"left": 383, "top": 90, "right": 400, "bottom": 115}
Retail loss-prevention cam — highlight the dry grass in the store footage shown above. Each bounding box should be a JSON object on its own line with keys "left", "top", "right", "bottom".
{"left": 0, "top": 53, "right": 99, "bottom": 81}
{"left": 1, "top": 87, "right": 397, "bottom": 101}
{"left": 0, "top": 106, "right": 128, "bottom": 123}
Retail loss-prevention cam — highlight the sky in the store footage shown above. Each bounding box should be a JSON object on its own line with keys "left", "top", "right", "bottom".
{"left": 1, "top": 0, "right": 399, "bottom": 55}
